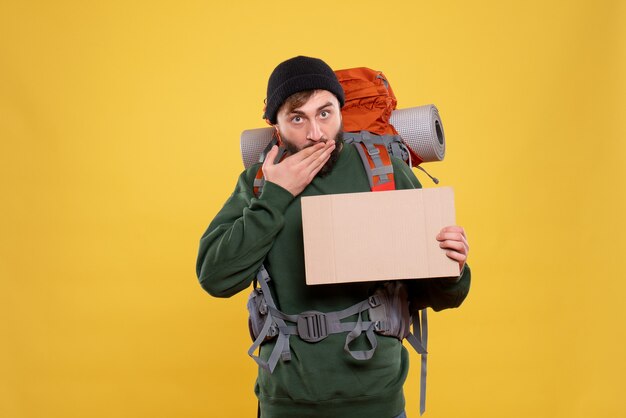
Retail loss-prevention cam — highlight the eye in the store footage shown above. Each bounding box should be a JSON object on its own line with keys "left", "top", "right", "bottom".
{"left": 320, "top": 110, "right": 330, "bottom": 119}
{"left": 291, "top": 116, "right": 303, "bottom": 124}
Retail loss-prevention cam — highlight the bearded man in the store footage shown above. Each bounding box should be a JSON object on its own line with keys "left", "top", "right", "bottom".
{"left": 196, "top": 56, "right": 471, "bottom": 418}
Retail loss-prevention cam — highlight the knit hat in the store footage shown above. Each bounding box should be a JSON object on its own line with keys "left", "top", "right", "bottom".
{"left": 263, "top": 56, "right": 345, "bottom": 124}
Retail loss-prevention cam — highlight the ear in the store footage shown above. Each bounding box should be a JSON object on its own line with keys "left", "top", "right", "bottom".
{"left": 272, "top": 125, "right": 283, "bottom": 145}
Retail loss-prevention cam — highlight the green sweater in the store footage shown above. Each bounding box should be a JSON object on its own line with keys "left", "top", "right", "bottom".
{"left": 196, "top": 143, "right": 471, "bottom": 418}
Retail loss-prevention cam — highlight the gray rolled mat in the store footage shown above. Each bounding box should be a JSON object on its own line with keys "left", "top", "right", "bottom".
{"left": 240, "top": 104, "right": 446, "bottom": 169}
{"left": 389, "top": 104, "right": 445, "bottom": 163}
{"left": 240, "top": 127, "right": 276, "bottom": 170}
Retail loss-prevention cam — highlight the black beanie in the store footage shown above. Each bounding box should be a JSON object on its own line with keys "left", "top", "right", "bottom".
{"left": 263, "top": 56, "right": 345, "bottom": 124}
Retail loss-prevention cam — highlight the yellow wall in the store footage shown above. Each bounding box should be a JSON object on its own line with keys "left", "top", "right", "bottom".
{"left": 1, "top": 1, "right": 625, "bottom": 417}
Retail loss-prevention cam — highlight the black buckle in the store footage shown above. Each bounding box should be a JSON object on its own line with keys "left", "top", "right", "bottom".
{"left": 374, "top": 320, "right": 386, "bottom": 332}
{"left": 297, "top": 311, "right": 328, "bottom": 343}
{"left": 368, "top": 295, "right": 382, "bottom": 307}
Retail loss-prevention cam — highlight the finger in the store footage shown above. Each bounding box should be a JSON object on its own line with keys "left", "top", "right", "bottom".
{"left": 304, "top": 141, "right": 335, "bottom": 169}
{"left": 440, "top": 226, "right": 466, "bottom": 239}
{"left": 436, "top": 232, "right": 469, "bottom": 250}
{"left": 296, "top": 142, "right": 335, "bottom": 177}
{"left": 445, "top": 249, "right": 467, "bottom": 266}
{"left": 439, "top": 239, "right": 467, "bottom": 254}
{"left": 302, "top": 146, "right": 334, "bottom": 181}
{"left": 437, "top": 231, "right": 467, "bottom": 242}
{"left": 304, "top": 140, "right": 335, "bottom": 160}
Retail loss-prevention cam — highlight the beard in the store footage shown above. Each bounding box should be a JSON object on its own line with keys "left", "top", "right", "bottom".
{"left": 281, "top": 128, "right": 344, "bottom": 178}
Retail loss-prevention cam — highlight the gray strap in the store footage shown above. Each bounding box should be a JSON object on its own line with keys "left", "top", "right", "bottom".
{"left": 353, "top": 141, "right": 376, "bottom": 190}
{"left": 390, "top": 139, "right": 403, "bottom": 159}
{"left": 255, "top": 144, "right": 287, "bottom": 197}
{"left": 344, "top": 131, "right": 410, "bottom": 167}
{"left": 254, "top": 138, "right": 277, "bottom": 197}
{"left": 343, "top": 300, "right": 379, "bottom": 360}
{"left": 267, "top": 308, "right": 299, "bottom": 323}
{"left": 344, "top": 131, "right": 401, "bottom": 147}
{"left": 360, "top": 131, "right": 388, "bottom": 183}
{"left": 342, "top": 132, "right": 360, "bottom": 144}
{"left": 406, "top": 309, "right": 428, "bottom": 415}
{"left": 419, "top": 308, "right": 428, "bottom": 415}
{"left": 267, "top": 331, "right": 291, "bottom": 370}
{"left": 370, "top": 165, "right": 395, "bottom": 177}
{"left": 329, "top": 295, "right": 375, "bottom": 319}
{"left": 254, "top": 178, "right": 265, "bottom": 197}
{"left": 389, "top": 138, "right": 409, "bottom": 162}
{"left": 345, "top": 324, "right": 378, "bottom": 361}
{"left": 250, "top": 267, "right": 380, "bottom": 369}
{"left": 350, "top": 131, "right": 398, "bottom": 189}
{"left": 275, "top": 319, "right": 376, "bottom": 336}
{"left": 258, "top": 267, "right": 292, "bottom": 367}
{"left": 258, "top": 137, "right": 278, "bottom": 164}
{"left": 268, "top": 299, "right": 380, "bottom": 361}
{"left": 247, "top": 310, "right": 275, "bottom": 370}
{"left": 256, "top": 266, "right": 276, "bottom": 307}
{"left": 250, "top": 266, "right": 413, "bottom": 371}
{"left": 247, "top": 308, "right": 291, "bottom": 372}
{"left": 269, "top": 299, "right": 375, "bottom": 337}
{"left": 247, "top": 265, "right": 292, "bottom": 372}
{"left": 268, "top": 295, "right": 373, "bottom": 324}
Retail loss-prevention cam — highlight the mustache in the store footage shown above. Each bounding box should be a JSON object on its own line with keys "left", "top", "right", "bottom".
{"left": 280, "top": 131, "right": 344, "bottom": 178}
{"left": 283, "top": 132, "right": 343, "bottom": 153}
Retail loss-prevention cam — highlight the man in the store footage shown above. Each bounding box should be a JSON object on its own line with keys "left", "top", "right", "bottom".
{"left": 196, "top": 56, "right": 471, "bottom": 418}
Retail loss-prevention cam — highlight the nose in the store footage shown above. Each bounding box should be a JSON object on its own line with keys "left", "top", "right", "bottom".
{"left": 307, "top": 119, "right": 324, "bottom": 142}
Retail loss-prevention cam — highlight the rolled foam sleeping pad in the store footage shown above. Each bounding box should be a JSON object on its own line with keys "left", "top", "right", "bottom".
{"left": 240, "top": 104, "right": 445, "bottom": 169}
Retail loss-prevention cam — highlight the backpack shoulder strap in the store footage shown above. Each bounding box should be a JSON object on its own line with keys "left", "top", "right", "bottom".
{"left": 253, "top": 138, "right": 287, "bottom": 197}
{"left": 344, "top": 130, "right": 410, "bottom": 192}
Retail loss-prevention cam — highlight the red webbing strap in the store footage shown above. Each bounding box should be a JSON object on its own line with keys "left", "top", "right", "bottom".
{"left": 372, "top": 181, "right": 395, "bottom": 192}
{"left": 253, "top": 168, "right": 264, "bottom": 197}
{"left": 356, "top": 142, "right": 396, "bottom": 192}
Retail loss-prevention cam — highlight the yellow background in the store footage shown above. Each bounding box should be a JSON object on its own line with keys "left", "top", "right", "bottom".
{"left": 1, "top": 1, "right": 625, "bottom": 417}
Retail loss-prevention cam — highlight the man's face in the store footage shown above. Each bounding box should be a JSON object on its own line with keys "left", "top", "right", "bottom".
{"left": 275, "top": 90, "right": 342, "bottom": 151}
{"left": 275, "top": 90, "right": 343, "bottom": 176}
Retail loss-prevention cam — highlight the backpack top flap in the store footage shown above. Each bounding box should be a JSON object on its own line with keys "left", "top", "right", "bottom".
{"left": 334, "top": 67, "right": 398, "bottom": 136}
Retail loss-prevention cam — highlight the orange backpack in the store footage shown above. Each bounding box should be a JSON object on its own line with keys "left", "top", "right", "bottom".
{"left": 335, "top": 67, "right": 436, "bottom": 192}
